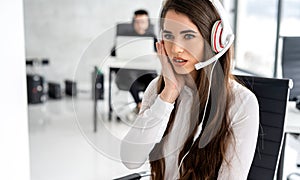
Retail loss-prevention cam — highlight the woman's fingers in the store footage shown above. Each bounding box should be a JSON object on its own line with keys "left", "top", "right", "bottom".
{"left": 156, "top": 42, "right": 185, "bottom": 100}
{"left": 156, "top": 42, "right": 172, "bottom": 74}
{"left": 156, "top": 41, "right": 182, "bottom": 90}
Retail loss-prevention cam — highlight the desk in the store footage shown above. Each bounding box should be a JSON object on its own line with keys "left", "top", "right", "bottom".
{"left": 285, "top": 102, "right": 300, "bottom": 134}
{"left": 105, "top": 56, "right": 161, "bottom": 121}
{"left": 278, "top": 102, "right": 300, "bottom": 179}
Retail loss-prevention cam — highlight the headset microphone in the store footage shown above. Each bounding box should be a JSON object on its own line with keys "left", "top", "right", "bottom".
{"left": 194, "top": 0, "right": 235, "bottom": 70}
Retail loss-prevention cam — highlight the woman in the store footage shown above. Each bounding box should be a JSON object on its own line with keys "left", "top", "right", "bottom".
{"left": 121, "top": 0, "right": 259, "bottom": 179}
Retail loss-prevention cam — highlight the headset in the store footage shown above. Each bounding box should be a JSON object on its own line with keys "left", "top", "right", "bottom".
{"left": 194, "top": 0, "right": 235, "bottom": 70}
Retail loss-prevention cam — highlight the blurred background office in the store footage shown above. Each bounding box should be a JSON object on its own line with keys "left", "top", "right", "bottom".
{"left": 1, "top": 0, "right": 300, "bottom": 180}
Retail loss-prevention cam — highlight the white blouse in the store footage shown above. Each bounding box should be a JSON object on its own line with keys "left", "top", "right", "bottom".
{"left": 121, "top": 77, "right": 259, "bottom": 180}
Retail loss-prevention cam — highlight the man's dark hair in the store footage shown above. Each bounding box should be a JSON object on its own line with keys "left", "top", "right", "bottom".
{"left": 134, "top": 9, "right": 148, "bottom": 16}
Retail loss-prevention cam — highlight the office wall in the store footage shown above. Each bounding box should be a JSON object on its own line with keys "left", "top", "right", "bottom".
{"left": 24, "top": 0, "right": 163, "bottom": 88}
{"left": 0, "top": 0, "right": 30, "bottom": 179}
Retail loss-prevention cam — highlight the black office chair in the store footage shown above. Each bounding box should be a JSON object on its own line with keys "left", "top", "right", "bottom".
{"left": 281, "top": 36, "right": 300, "bottom": 101}
{"left": 236, "top": 75, "right": 292, "bottom": 180}
{"left": 113, "top": 75, "right": 292, "bottom": 180}
{"left": 111, "top": 68, "right": 157, "bottom": 120}
{"left": 114, "top": 68, "right": 157, "bottom": 92}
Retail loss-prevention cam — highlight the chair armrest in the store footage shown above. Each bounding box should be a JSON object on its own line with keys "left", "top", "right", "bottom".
{"left": 113, "top": 171, "right": 151, "bottom": 180}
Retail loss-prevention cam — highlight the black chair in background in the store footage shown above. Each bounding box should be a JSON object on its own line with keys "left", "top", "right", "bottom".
{"left": 114, "top": 68, "right": 157, "bottom": 92}
{"left": 113, "top": 75, "right": 292, "bottom": 180}
{"left": 109, "top": 68, "right": 157, "bottom": 121}
{"left": 281, "top": 36, "right": 300, "bottom": 101}
{"left": 116, "top": 23, "right": 155, "bottom": 37}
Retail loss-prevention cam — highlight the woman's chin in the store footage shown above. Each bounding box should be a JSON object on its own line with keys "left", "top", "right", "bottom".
{"left": 174, "top": 68, "right": 193, "bottom": 75}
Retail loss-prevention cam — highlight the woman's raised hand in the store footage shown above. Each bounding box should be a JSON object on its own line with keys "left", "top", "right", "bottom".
{"left": 156, "top": 41, "right": 184, "bottom": 103}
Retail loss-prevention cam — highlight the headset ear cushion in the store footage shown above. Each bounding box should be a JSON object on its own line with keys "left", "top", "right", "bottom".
{"left": 211, "top": 20, "right": 224, "bottom": 53}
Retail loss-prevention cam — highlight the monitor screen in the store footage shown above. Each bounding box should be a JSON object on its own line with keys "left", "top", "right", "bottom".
{"left": 116, "top": 36, "right": 155, "bottom": 60}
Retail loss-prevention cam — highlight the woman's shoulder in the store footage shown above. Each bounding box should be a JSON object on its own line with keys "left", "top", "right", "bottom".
{"left": 145, "top": 76, "right": 159, "bottom": 92}
{"left": 229, "top": 78, "right": 259, "bottom": 124}
{"left": 230, "top": 78, "right": 257, "bottom": 103}
{"left": 138, "top": 76, "right": 161, "bottom": 111}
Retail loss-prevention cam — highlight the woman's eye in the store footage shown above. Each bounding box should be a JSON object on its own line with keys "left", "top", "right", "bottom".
{"left": 184, "top": 34, "right": 195, "bottom": 39}
{"left": 163, "top": 34, "right": 174, "bottom": 40}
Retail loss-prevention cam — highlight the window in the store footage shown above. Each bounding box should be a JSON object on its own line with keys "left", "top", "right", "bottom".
{"left": 235, "top": 0, "right": 278, "bottom": 77}
{"left": 280, "top": 0, "right": 300, "bottom": 36}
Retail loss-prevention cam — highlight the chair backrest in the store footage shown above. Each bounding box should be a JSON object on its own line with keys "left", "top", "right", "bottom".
{"left": 235, "top": 75, "right": 292, "bottom": 180}
{"left": 114, "top": 68, "right": 157, "bottom": 91}
{"left": 281, "top": 36, "right": 300, "bottom": 101}
{"left": 116, "top": 23, "right": 155, "bottom": 37}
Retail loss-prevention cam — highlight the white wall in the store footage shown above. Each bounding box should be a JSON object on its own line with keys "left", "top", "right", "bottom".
{"left": 0, "top": 0, "right": 30, "bottom": 180}
{"left": 24, "top": 0, "right": 163, "bottom": 87}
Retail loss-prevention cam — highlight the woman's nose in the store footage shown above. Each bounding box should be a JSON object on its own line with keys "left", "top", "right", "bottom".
{"left": 171, "top": 42, "right": 184, "bottom": 54}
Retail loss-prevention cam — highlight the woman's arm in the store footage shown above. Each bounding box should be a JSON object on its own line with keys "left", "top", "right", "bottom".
{"left": 120, "top": 79, "right": 174, "bottom": 169}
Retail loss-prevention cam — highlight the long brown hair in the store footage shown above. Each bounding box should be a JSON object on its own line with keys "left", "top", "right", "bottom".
{"left": 149, "top": 0, "right": 235, "bottom": 179}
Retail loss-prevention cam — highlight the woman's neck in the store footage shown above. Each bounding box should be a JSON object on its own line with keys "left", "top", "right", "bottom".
{"left": 184, "top": 70, "right": 198, "bottom": 89}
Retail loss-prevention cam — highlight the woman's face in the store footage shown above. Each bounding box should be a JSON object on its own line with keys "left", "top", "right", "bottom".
{"left": 162, "top": 10, "right": 205, "bottom": 75}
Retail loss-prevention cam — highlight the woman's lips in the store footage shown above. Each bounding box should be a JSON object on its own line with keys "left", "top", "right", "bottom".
{"left": 172, "top": 57, "right": 188, "bottom": 66}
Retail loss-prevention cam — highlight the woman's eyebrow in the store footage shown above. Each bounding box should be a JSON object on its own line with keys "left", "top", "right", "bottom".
{"left": 162, "top": 30, "right": 172, "bottom": 34}
{"left": 162, "top": 29, "right": 198, "bottom": 34}
{"left": 180, "top": 30, "right": 197, "bottom": 34}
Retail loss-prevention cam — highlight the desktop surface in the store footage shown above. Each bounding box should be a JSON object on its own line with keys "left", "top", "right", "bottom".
{"left": 286, "top": 101, "right": 300, "bottom": 134}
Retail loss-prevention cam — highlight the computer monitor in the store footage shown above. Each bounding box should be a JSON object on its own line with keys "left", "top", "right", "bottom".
{"left": 115, "top": 36, "right": 155, "bottom": 60}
